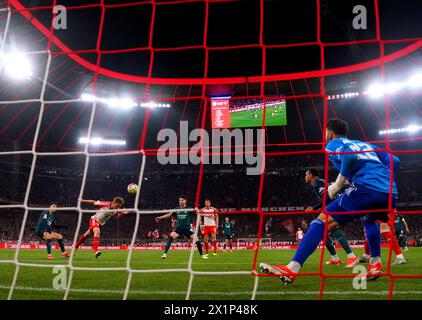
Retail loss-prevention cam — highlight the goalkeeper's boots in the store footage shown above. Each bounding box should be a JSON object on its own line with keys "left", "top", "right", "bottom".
{"left": 393, "top": 257, "right": 407, "bottom": 265}
{"left": 229, "top": 249, "right": 233, "bottom": 253}
{"left": 259, "top": 263, "right": 297, "bottom": 285}
{"left": 367, "top": 262, "right": 383, "bottom": 281}
{"left": 222, "top": 250, "right": 227, "bottom": 253}
{"left": 62, "top": 252, "right": 70, "bottom": 258}
{"left": 161, "top": 253, "right": 167, "bottom": 259}
{"left": 359, "top": 255, "right": 370, "bottom": 263}
{"left": 202, "top": 255, "right": 209, "bottom": 259}
{"left": 47, "top": 254, "right": 54, "bottom": 260}
{"left": 345, "top": 257, "right": 359, "bottom": 268}
{"left": 325, "top": 259, "right": 342, "bottom": 265}
{"left": 94, "top": 251, "right": 102, "bottom": 259}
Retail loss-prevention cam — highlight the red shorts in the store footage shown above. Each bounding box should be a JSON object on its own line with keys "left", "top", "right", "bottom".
{"left": 377, "top": 212, "right": 395, "bottom": 229}
{"left": 89, "top": 216, "right": 101, "bottom": 231}
{"left": 203, "top": 226, "right": 216, "bottom": 236}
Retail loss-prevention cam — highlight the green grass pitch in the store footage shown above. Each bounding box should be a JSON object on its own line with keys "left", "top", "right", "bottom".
{"left": 0, "top": 248, "right": 421, "bottom": 300}
{"left": 229, "top": 105, "right": 287, "bottom": 128}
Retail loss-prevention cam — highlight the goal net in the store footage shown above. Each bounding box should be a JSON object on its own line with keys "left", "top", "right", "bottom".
{"left": 0, "top": 0, "right": 422, "bottom": 301}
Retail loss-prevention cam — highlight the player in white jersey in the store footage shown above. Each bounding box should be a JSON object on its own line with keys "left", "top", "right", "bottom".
{"left": 296, "top": 228, "right": 304, "bottom": 244}
{"left": 74, "top": 197, "right": 125, "bottom": 258}
{"left": 199, "top": 199, "right": 219, "bottom": 257}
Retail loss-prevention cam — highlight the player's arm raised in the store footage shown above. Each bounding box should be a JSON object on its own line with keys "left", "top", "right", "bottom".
{"left": 155, "top": 212, "right": 172, "bottom": 223}
{"left": 80, "top": 199, "right": 98, "bottom": 205}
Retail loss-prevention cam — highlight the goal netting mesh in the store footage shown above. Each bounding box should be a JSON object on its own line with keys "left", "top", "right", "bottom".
{"left": 1, "top": 0, "right": 422, "bottom": 300}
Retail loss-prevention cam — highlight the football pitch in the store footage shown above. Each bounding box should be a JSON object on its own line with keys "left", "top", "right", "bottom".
{"left": 229, "top": 106, "right": 287, "bottom": 128}
{"left": 0, "top": 248, "right": 421, "bottom": 300}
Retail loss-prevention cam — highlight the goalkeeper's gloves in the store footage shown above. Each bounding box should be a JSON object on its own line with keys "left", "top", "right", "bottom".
{"left": 327, "top": 174, "right": 348, "bottom": 200}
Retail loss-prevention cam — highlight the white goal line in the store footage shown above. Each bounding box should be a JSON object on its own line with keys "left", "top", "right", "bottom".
{"left": 1, "top": 285, "right": 421, "bottom": 297}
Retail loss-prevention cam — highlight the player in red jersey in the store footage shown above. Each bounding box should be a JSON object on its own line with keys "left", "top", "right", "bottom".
{"left": 359, "top": 209, "right": 406, "bottom": 265}
{"left": 199, "top": 199, "right": 219, "bottom": 257}
{"left": 296, "top": 228, "right": 304, "bottom": 244}
{"left": 74, "top": 197, "right": 125, "bottom": 258}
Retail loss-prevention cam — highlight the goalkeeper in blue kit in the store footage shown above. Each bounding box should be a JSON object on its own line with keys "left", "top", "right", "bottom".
{"left": 261, "top": 118, "right": 400, "bottom": 284}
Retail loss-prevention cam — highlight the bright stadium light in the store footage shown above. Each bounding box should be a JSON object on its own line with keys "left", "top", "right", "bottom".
{"left": 80, "top": 93, "right": 172, "bottom": 109}
{"left": 408, "top": 74, "right": 422, "bottom": 88}
{"left": 0, "top": 52, "right": 32, "bottom": 80}
{"left": 78, "top": 137, "right": 126, "bottom": 146}
{"left": 81, "top": 93, "right": 96, "bottom": 102}
{"left": 385, "top": 82, "right": 405, "bottom": 93}
{"left": 367, "top": 83, "right": 385, "bottom": 98}
{"left": 379, "top": 124, "right": 422, "bottom": 135}
{"left": 107, "top": 97, "right": 137, "bottom": 109}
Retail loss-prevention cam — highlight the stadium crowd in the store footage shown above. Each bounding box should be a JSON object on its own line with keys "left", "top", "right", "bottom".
{"left": 1, "top": 154, "right": 422, "bottom": 246}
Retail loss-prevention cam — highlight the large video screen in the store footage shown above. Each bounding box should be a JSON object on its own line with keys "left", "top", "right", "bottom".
{"left": 211, "top": 98, "right": 287, "bottom": 129}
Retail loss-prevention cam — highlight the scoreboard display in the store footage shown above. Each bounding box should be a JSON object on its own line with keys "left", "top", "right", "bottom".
{"left": 211, "top": 98, "right": 287, "bottom": 129}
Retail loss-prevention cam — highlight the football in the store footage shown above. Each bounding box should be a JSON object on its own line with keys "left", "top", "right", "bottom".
{"left": 127, "top": 183, "right": 138, "bottom": 194}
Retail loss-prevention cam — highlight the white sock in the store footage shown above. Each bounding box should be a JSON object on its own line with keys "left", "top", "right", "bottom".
{"left": 331, "top": 254, "right": 340, "bottom": 261}
{"left": 347, "top": 253, "right": 356, "bottom": 258}
{"left": 370, "top": 256, "right": 381, "bottom": 264}
{"left": 396, "top": 254, "right": 404, "bottom": 259}
{"left": 362, "top": 254, "right": 370, "bottom": 259}
{"left": 287, "top": 261, "right": 301, "bottom": 273}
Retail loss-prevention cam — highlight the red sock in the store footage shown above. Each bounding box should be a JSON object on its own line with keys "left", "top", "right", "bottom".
{"left": 364, "top": 239, "right": 370, "bottom": 256}
{"left": 382, "top": 231, "right": 402, "bottom": 255}
{"left": 205, "top": 242, "right": 209, "bottom": 254}
{"left": 212, "top": 240, "right": 217, "bottom": 253}
{"left": 92, "top": 236, "right": 100, "bottom": 252}
{"left": 75, "top": 235, "right": 88, "bottom": 249}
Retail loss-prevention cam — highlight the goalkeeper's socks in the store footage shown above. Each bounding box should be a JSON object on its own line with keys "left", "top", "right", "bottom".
{"left": 92, "top": 236, "right": 100, "bottom": 252}
{"left": 325, "top": 237, "right": 337, "bottom": 256}
{"left": 164, "top": 237, "right": 174, "bottom": 254}
{"left": 382, "top": 230, "right": 402, "bottom": 256}
{"left": 196, "top": 241, "right": 203, "bottom": 256}
{"left": 363, "top": 220, "right": 381, "bottom": 257}
{"left": 58, "top": 238, "right": 66, "bottom": 253}
{"left": 331, "top": 228, "right": 353, "bottom": 255}
{"left": 46, "top": 239, "right": 52, "bottom": 254}
{"left": 287, "top": 261, "right": 301, "bottom": 273}
{"left": 75, "top": 234, "right": 88, "bottom": 249}
{"left": 229, "top": 242, "right": 232, "bottom": 250}
{"left": 223, "top": 243, "right": 226, "bottom": 250}
{"left": 212, "top": 240, "right": 217, "bottom": 253}
{"left": 292, "top": 219, "right": 324, "bottom": 266}
{"left": 370, "top": 256, "right": 381, "bottom": 265}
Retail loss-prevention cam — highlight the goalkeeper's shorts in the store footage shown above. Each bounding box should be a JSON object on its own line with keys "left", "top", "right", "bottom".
{"left": 327, "top": 185, "right": 397, "bottom": 225}
{"left": 224, "top": 235, "right": 233, "bottom": 240}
